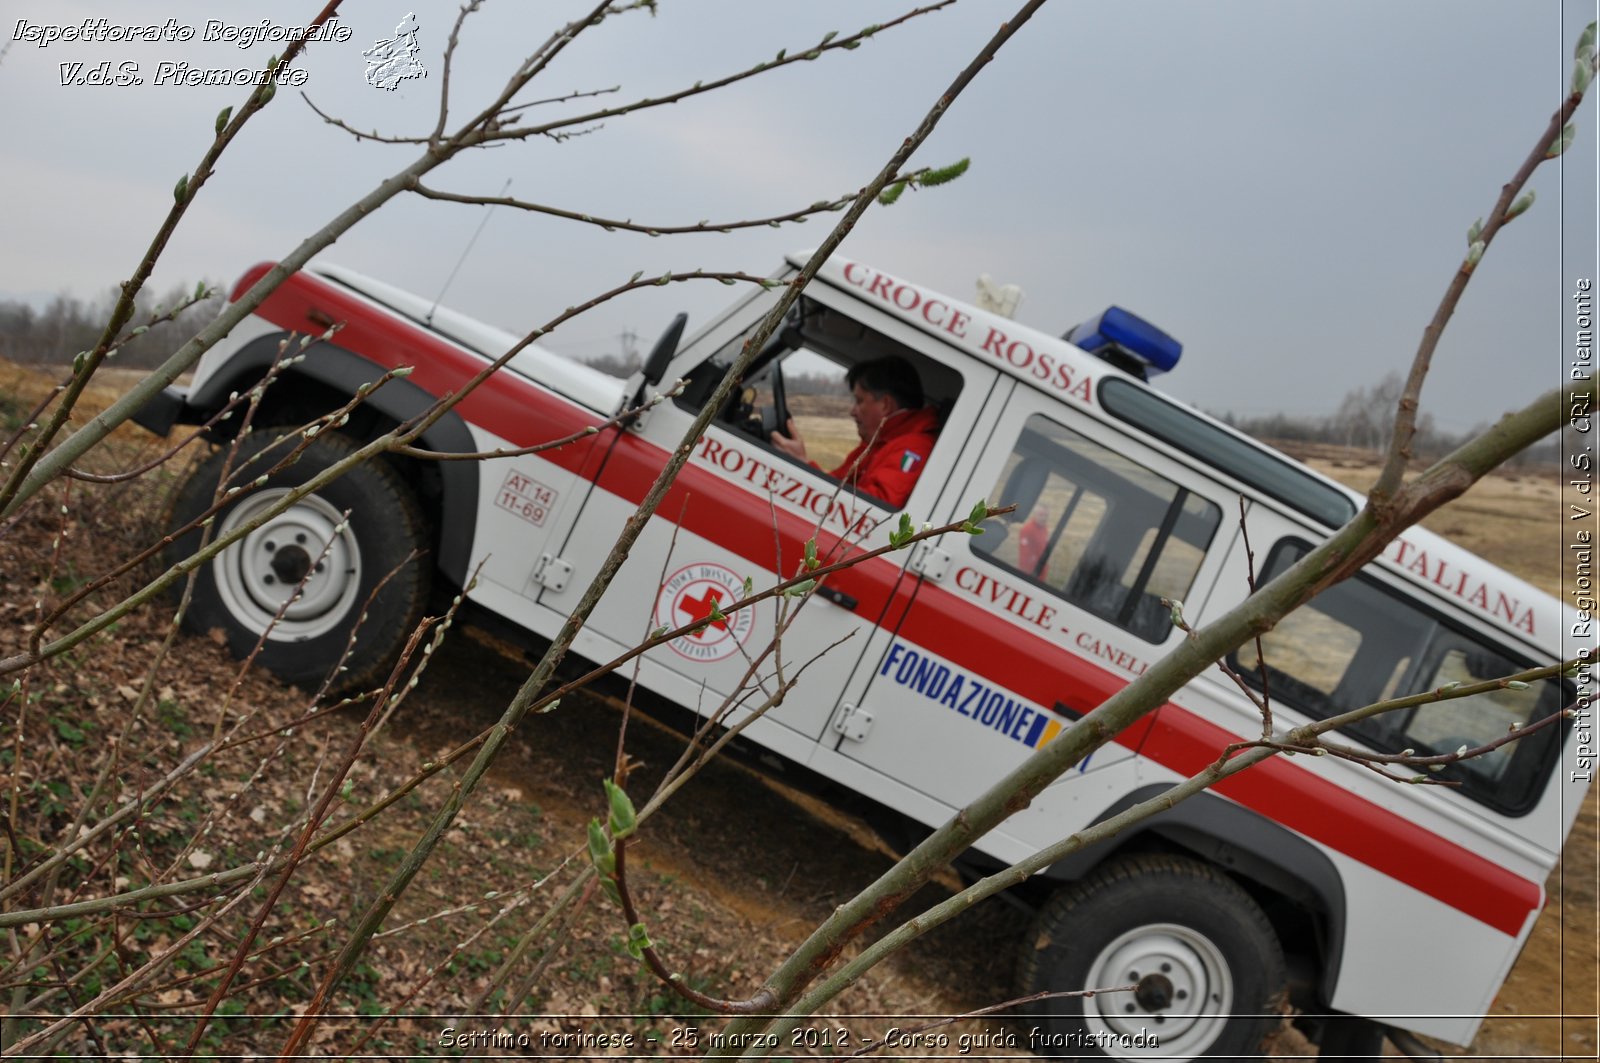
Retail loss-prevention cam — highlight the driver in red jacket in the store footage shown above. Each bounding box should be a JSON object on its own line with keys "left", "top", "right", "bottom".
{"left": 770, "top": 356, "right": 938, "bottom": 509}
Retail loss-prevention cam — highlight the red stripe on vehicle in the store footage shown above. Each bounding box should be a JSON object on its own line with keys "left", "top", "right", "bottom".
{"left": 253, "top": 268, "right": 1542, "bottom": 939}
{"left": 578, "top": 422, "right": 1543, "bottom": 938}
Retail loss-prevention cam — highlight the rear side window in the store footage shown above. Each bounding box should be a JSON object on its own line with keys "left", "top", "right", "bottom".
{"left": 973, "top": 414, "right": 1221, "bottom": 643}
{"left": 1229, "top": 540, "right": 1567, "bottom": 816}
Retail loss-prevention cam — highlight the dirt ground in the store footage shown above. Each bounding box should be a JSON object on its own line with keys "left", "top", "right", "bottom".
{"left": 1, "top": 359, "right": 1594, "bottom": 1059}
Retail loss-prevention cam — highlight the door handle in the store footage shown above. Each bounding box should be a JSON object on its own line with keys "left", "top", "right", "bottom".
{"left": 816, "top": 584, "right": 858, "bottom": 611}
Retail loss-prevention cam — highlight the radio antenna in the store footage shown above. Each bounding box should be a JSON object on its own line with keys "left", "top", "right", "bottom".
{"left": 427, "top": 177, "right": 511, "bottom": 325}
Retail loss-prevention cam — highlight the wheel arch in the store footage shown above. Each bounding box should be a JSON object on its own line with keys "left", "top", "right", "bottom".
{"left": 1041, "top": 784, "right": 1349, "bottom": 1007}
{"left": 189, "top": 332, "right": 478, "bottom": 589}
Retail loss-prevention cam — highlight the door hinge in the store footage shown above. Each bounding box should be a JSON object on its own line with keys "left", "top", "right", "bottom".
{"left": 530, "top": 553, "right": 574, "bottom": 592}
{"left": 831, "top": 702, "right": 874, "bottom": 742}
{"left": 910, "top": 543, "right": 951, "bottom": 581}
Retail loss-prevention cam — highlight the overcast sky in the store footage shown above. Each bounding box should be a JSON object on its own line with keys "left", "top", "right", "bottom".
{"left": 2, "top": 0, "right": 1595, "bottom": 430}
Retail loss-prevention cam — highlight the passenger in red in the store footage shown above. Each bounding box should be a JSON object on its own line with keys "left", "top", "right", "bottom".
{"left": 770, "top": 356, "right": 938, "bottom": 509}
{"left": 1016, "top": 506, "right": 1051, "bottom": 576}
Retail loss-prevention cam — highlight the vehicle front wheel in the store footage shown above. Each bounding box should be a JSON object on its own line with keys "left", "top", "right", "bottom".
{"left": 1016, "top": 854, "right": 1286, "bottom": 1061}
{"left": 164, "top": 430, "right": 430, "bottom": 693}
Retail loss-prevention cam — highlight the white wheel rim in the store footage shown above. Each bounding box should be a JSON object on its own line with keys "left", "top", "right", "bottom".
{"left": 212, "top": 488, "right": 361, "bottom": 642}
{"left": 1083, "top": 922, "right": 1234, "bottom": 1061}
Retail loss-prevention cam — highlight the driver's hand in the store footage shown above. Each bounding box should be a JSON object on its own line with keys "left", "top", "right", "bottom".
{"left": 770, "top": 418, "right": 807, "bottom": 460}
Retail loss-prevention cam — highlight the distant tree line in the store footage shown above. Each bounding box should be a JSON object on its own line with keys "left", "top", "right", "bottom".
{"left": 1211, "top": 370, "right": 1569, "bottom": 467}
{"left": 3, "top": 294, "right": 1565, "bottom": 467}
{"left": 581, "top": 349, "right": 847, "bottom": 396}
{"left": 0, "top": 282, "right": 218, "bottom": 371}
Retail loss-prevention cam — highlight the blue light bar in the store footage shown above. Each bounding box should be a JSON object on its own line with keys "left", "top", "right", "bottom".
{"left": 1064, "top": 306, "right": 1182, "bottom": 378}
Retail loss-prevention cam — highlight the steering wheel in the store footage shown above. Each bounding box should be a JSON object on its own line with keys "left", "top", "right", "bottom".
{"left": 759, "top": 362, "right": 792, "bottom": 441}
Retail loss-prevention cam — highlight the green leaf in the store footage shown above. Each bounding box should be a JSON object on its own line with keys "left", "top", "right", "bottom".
{"left": 586, "top": 818, "right": 615, "bottom": 877}
{"left": 707, "top": 599, "right": 726, "bottom": 623}
{"left": 626, "top": 922, "right": 653, "bottom": 959}
{"left": 1546, "top": 123, "right": 1577, "bottom": 159}
{"left": 888, "top": 512, "right": 914, "bottom": 548}
{"left": 599, "top": 876, "right": 622, "bottom": 904}
{"left": 742, "top": 575, "right": 754, "bottom": 598}
{"left": 195, "top": 280, "right": 208, "bottom": 300}
{"left": 918, "top": 157, "right": 970, "bottom": 188}
{"left": 803, "top": 538, "right": 819, "bottom": 570}
{"left": 783, "top": 578, "right": 816, "bottom": 598}
{"left": 604, "top": 779, "right": 637, "bottom": 838}
{"left": 968, "top": 499, "right": 989, "bottom": 526}
{"left": 214, "top": 106, "right": 233, "bottom": 134}
{"left": 878, "top": 180, "right": 907, "bottom": 207}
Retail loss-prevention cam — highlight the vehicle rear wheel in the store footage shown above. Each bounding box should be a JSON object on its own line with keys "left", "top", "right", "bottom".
{"left": 164, "top": 430, "right": 429, "bottom": 693}
{"left": 1016, "top": 854, "right": 1286, "bottom": 1061}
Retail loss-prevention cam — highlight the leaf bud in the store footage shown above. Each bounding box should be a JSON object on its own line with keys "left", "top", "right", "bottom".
{"left": 1545, "top": 123, "right": 1577, "bottom": 159}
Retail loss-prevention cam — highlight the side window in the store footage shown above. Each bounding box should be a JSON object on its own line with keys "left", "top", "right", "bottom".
{"left": 676, "top": 299, "right": 963, "bottom": 507}
{"left": 973, "top": 414, "right": 1221, "bottom": 643}
{"left": 1229, "top": 540, "right": 1568, "bottom": 816}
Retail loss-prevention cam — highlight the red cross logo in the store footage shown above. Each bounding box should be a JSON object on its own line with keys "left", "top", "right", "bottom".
{"left": 656, "top": 563, "right": 753, "bottom": 662}
{"left": 677, "top": 588, "right": 729, "bottom": 639}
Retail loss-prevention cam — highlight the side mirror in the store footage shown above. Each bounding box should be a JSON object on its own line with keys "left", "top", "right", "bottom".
{"left": 640, "top": 312, "right": 688, "bottom": 387}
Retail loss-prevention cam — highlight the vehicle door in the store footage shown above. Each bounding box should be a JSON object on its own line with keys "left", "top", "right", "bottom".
{"left": 530, "top": 278, "right": 1005, "bottom": 759}
{"left": 824, "top": 381, "right": 1238, "bottom": 852}
{"left": 1191, "top": 499, "right": 1574, "bottom": 1020}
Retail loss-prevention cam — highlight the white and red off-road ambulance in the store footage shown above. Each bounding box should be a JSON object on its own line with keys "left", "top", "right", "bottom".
{"left": 140, "top": 253, "right": 1591, "bottom": 1060}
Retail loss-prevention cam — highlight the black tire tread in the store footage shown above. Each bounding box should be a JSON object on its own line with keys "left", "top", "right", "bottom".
{"left": 1016, "top": 852, "right": 1286, "bottom": 1059}
{"left": 164, "top": 430, "right": 430, "bottom": 693}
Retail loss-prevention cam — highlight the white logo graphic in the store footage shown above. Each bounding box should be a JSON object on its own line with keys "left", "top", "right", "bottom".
{"left": 364, "top": 13, "right": 425, "bottom": 91}
{"left": 653, "top": 563, "right": 755, "bottom": 662}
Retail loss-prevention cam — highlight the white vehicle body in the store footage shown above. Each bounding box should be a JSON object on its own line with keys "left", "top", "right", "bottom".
{"left": 152, "top": 253, "right": 1591, "bottom": 1057}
